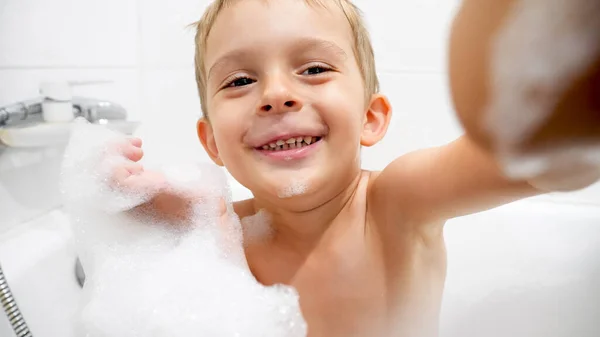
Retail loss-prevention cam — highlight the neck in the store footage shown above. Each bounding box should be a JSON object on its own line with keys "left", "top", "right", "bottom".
{"left": 251, "top": 170, "right": 364, "bottom": 254}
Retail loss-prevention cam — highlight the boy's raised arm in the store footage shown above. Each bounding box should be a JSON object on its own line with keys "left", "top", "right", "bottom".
{"left": 369, "top": 135, "right": 541, "bottom": 223}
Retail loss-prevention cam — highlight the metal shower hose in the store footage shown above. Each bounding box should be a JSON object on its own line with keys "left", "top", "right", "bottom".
{"left": 0, "top": 263, "right": 32, "bottom": 337}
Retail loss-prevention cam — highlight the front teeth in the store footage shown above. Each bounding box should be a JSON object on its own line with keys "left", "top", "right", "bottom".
{"left": 262, "top": 136, "right": 320, "bottom": 151}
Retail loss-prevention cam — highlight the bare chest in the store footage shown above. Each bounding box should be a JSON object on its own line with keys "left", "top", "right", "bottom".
{"left": 297, "top": 237, "right": 446, "bottom": 337}
{"left": 290, "top": 238, "right": 390, "bottom": 337}
{"left": 246, "top": 217, "right": 447, "bottom": 337}
{"left": 250, "top": 242, "right": 388, "bottom": 335}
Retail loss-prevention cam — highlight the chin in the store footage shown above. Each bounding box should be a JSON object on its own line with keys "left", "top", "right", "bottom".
{"left": 248, "top": 173, "right": 321, "bottom": 206}
{"left": 272, "top": 173, "right": 318, "bottom": 199}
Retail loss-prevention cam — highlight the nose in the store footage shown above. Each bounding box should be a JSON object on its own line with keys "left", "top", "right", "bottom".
{"left": 258, "top": 74, "right": 303, "bottom": 115}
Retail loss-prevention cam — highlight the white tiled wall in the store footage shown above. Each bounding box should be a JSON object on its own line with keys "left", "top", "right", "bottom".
{"left": 137, "top": 0, "right": 206, "bottom": 68}
{"left": 0, "top": 0, "right": 598, "bottom": 229}
{"left": 0, "top": 0, "right": 138, "bottom": 68}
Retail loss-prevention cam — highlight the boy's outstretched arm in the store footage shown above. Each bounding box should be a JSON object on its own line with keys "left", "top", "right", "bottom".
{"left": 370, "top": 136, "right": 541, "bottom": 222}
{"left": 370, "top": 133, "right": 599, "bottom": 224}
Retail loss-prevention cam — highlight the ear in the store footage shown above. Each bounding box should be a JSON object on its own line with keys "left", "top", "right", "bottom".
{"left": 360, "top": 94, "right": 392, "bottom": 147}
{"left": 197, "top": 118, "right": 224, "bottom": 166}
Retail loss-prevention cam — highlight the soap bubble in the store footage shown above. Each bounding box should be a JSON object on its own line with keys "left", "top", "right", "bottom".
{"left": 242, "top": 209, "right": 274, "bottom": 244}
{"left": 60, "top": 120, "right": 307, "bottom": 337}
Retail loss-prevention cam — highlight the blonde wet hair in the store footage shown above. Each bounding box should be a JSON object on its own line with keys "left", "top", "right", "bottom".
{"left": 192, "top": 0, "right": 379, "bottom": 117}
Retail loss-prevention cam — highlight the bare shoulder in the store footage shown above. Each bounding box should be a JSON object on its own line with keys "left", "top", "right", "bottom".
{"left": 365, "top": 169, "right": 448, "bottom": 326}
{"left": 365, "top": 169, "right": 445, "bottom": 243}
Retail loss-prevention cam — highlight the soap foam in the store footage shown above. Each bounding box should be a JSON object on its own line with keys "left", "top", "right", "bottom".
{"left": 60, "top": 120, "right": 307, "bottom": 337}
{"left": 277, "top": 178, "right": 308, "bottom": 199}
{"left": 242, "top": 209, "right": 274, "bottom": 244}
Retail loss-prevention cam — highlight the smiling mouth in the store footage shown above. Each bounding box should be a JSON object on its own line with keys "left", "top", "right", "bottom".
{"left": 257, "top": 136, "right": 323, "bottom": 151}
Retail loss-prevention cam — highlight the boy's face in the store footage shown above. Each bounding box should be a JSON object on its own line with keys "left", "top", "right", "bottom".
{"left": 198, "top": 0, "right": 390, "bottom": 207}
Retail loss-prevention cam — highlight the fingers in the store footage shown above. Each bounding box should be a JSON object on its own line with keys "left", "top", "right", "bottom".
{"left": 110, "top": 160, "right": 166, "bottom": 195}
{"left": 125, "top": 161, "right": 144, "bottom": 175}
{"left": 110, "top": 163, "right": 143, "bottom": 190}
{"left": 105, "top": 137, "right": 146, "bottom": 193}
{"left": 122, "top": 144, "right": 144, "bottom": 162}
{"left": 108, "top": 137, "right": 143, "bottom": 162}
{"left": 129, "top": 137, "right": 142, "bottom": 148}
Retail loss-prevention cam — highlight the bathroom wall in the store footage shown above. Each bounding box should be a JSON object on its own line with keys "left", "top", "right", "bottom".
{"left": 0, "top": 0, "right": 598, "bottom": 229}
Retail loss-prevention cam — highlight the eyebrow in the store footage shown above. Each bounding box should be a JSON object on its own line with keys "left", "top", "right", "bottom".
{"left": 207, "top": 50, "right": 246, "bottom": 82}
{"left": 296, "top": 37, "right": 348, "bottom": 60}
{"left": 207, "top": 37, "right": 348, "bottom": 81}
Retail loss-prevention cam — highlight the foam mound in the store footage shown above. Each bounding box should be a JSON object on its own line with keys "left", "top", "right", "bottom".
{"left": 60, "top": 119, "right": 307, "bottom": 337}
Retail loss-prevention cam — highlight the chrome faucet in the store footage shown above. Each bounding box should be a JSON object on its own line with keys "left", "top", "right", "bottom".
{"left": 0, "top": 97, "right": 128, "bottom": 127}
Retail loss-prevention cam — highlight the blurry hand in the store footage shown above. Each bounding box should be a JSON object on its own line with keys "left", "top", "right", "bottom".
{"left": 107, "top": 137, "right": 197, "bottom": 224}
{"left": 107, "top": 137, "right": 240, "bottom": 238}
{"left": 449, "top": 0, "right": 600, "bottom": 190}
{"left": 110, "top": 137, "right": 168, "bottom": 196}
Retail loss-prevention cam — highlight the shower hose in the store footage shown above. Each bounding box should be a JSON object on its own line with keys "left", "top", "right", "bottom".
{"left": 0, "top": 263, "right": 32, "bottom": 337}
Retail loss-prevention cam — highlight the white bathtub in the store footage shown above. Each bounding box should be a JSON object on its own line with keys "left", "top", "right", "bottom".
{"left": 441, "top": 198, "right": 600, "bottom": 337}
{"left": 0, "top": 193, "right": 598, "bottom": 337}
{"left": 0, "top": 209, "right": 80, "bottom": 337}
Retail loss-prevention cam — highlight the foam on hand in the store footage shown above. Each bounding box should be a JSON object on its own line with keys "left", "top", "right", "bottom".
{"left": 60, "top": 120, "right": 307, "bottom": 337}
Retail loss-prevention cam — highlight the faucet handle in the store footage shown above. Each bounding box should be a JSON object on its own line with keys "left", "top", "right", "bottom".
{"left": 72, "top": 97, "right": 128, "bottom": 122}
{"left": 66, "top": 80, "right": 126, "bottom": 121}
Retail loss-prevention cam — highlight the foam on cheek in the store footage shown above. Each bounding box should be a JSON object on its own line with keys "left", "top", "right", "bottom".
{"left": 60, "top": 121, "right": 307, "bottom": 337}
{"left": 277, "top": 178, "right": 309, "bottom": 199}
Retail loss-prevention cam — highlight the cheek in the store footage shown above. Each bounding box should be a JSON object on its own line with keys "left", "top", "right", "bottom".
{"left": 318, "top": 77, "right": 366, "bottom": 136}
{"left": 210, "top": 114, "right": 243, "bottom": 158}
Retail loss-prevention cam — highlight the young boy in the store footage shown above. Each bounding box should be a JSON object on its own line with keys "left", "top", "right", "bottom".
{"left": 115, "top": 0, "right": 600, "bottom": 336}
